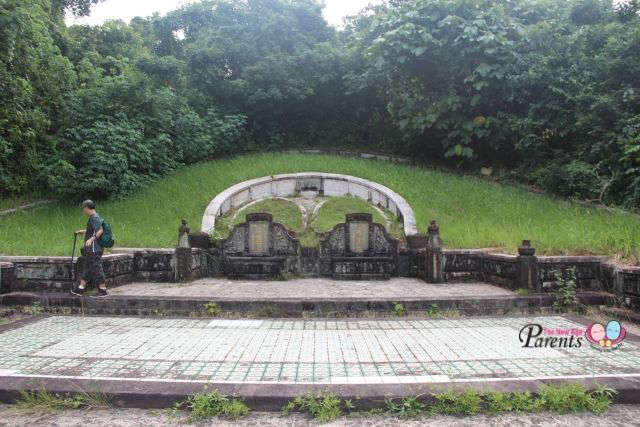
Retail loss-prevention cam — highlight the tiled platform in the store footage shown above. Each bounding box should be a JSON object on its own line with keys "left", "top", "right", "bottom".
{"left": 1, "top": 315, "right": 639, "bottom": 385}
{"left": 109, "top": 278, "right": 514, "bottom": 299}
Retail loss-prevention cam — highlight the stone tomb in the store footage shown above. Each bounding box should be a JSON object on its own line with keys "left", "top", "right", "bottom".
{"left": 222, "top": 213, "right": 300, "bottom": 279}
{"left": 319, "top": 213, "right": 398, "bottom": 280}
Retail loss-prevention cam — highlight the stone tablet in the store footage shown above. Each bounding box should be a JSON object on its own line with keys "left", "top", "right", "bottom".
{"left": 349, "top": 222, "right": 369, "bottom": 253}
{"left": 249, "top": 221, "right": 269, "bottom": 254}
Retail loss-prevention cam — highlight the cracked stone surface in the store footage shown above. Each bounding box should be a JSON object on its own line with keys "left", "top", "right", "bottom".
{"left": 1, "top": 315, "right": 639, "bottom": 384}
{"left": 108, "top": 278, "right": 514, "bottom": 299}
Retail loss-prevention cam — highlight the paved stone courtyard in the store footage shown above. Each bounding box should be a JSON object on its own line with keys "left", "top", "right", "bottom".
{"left": 1, "top": 315, "right": 639, "bottom": 384}
{"left": 108, "top": 278, "right": 513, "bottom": 299}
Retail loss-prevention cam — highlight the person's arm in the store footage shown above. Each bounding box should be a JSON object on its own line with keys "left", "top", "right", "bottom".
{"left": 75, "top": 229, "right": 86, "bottom": 235}
{"left": 85, "top": 227, "right": 103, "bottom": 246}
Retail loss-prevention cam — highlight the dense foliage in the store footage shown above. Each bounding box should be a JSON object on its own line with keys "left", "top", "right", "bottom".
{"left": 1, "top": 0, "right": 639, "bottom": 207}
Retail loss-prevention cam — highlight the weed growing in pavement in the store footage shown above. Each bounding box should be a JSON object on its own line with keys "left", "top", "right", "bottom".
{"left": 177, "top": 390, "right": 249, "bottom": 421}
{"left": 431, "top": 389, "right": 482, "bottom": 415}
{"left": 15, "top": 390, "right": 111, "bottom": 413}
{"left": 202, "top": 302, "right": 220, "bottom": 317}
{"left": 282, "top": 392, "right": 351, "bottom": 423}
{"left": 536, "top": 383, "right": 616, "bottom": 415}
{"left": 384, "top": 396, "right": 426, "bottom": 418}
{"left": 313, "top": 384, "right": 615, "bottom": 421}
{"left": 392, "top": 302, "right": 406, "bottom": 317}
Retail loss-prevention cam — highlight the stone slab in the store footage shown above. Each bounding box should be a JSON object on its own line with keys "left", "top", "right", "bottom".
{"left": 109, "top": 278, "right": 512, "bottom": 299}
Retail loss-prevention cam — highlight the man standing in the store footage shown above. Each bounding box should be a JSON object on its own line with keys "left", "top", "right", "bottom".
{"left": 71, "top": 200, "right": 108, "bottom": 297}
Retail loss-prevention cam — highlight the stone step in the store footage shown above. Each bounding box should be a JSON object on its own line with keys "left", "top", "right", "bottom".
{"left": 0, "top": 291, "right": 613, "bottom": 318}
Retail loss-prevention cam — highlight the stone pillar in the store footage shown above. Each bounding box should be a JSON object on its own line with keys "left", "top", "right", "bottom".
{"left": 517, "top": 240, "right": 539, "bottom": 291}
{"left": 0, "top": 262, "right": 14, "bottom": 294}
{"left": 175, "top": 247, "right": 193, "bottom": 282}
{"left": 425, "top": 220, "right": 444, "bottom": 283}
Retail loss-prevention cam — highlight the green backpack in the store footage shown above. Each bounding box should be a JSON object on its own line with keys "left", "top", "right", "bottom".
{"left": 98, "top": 218, "right": 115, "bottom": 248}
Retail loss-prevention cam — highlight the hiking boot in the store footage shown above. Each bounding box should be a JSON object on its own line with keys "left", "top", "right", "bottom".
{"left": 70, "top": 286, "right": 86, "bottom": 296}
{"left": 91, "top": 288, "right": 108, "bottom": 298}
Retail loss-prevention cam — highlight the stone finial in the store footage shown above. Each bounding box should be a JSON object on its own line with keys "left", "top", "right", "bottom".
{"left": 178, "top": 219, "right": 190, "bottom": 248}
{"left": 518, "top": 239, "right": 535, "bottom": 256}
{"left": 426, "top": 220, "right": 441, "bottom": 250}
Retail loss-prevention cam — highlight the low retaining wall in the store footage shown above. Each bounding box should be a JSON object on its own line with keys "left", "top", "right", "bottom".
{"left": 201, "top": 172, "right": 418, "bottom": 237}
{"left": 2, "top": 245, "right": 639, "bottom": 305}
{"left": 435, "top": 249, "right": 640, "bottom": 301}
{"left": 0, "top": 255, "right": 134, "bottom": 293}
{"left": 0, "top": 248, "right": 207, "bottom": 293}
{"left": 538, "top": 256, "right": 606, "bottom": 291}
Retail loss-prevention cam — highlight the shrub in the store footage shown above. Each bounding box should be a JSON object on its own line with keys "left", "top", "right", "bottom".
{"left": 551, "top": 268, "right": 578, "bottom": 311}
{"left": 529, "top": 160, "right": 602, "bottom": 201}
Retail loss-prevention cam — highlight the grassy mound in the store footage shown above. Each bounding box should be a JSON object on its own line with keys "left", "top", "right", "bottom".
{"left": 0, "top": 153, "right": 638, "bottom": 259}
{"left": 312, "top": 197, "right": 387, "bottom": 233}
{"left": 215, "top": 198, "right": 304, "bottom": 238}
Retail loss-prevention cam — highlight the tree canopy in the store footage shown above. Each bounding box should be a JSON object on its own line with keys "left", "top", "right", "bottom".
{"left": 1, "top": 0, "right": 639, "bottom": 208}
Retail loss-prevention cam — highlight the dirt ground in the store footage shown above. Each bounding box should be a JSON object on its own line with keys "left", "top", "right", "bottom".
{"left": 1, "top": 405, "right": 640, "bottom": 427}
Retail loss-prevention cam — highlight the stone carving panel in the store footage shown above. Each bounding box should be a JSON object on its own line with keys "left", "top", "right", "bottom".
{"left": 248, "top": 221, "right": 269, "bottom": 254}
{"left": 222, "top": 213, "right": 300, "bottom": 279}
{"left": 349, "top": 222, "right": 369, "bottom": 253}
{"left": 319, "top": 213, "right": 398, "bottom": 279}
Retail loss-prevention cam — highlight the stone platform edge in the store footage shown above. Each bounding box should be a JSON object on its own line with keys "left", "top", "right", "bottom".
{"left": 0, "top": 291, "right": 613, "bottom": 317}
{"left": 0, "top": 375, "right": 639, "bottom": 410}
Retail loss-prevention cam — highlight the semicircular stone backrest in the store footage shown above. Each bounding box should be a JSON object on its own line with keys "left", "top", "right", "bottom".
{"left": 201, "top": 172, "right": 418, "bottom": 237}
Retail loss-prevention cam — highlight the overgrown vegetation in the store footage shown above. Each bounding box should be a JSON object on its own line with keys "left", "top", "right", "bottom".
{"left": 177, "top": 391, "right": 249, "bottom": 421}
{"left": 1, "top": 153, "right": 639, "bottom": 259}
{"left": 15, "top": 390, "right": 111, "bottom": 413}
{"left": 280, "top": 384, "right": 616, "bottom": 422}
{"left": 383, "top": 384, "right": 615, "bottom": 418}
{"left": 2, "top": 0, "right": 640, "bottom": 211}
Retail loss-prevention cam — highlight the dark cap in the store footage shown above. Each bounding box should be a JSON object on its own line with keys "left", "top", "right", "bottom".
{"left": 81, "top": 200, "right": 96, "bottom": 209}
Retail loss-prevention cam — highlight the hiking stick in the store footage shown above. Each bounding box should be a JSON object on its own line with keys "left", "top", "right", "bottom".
{"left": 70, "top": 233, "right": 78, "bottom": 283}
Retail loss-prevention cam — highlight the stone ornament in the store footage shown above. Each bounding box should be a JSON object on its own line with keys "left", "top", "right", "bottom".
{"left": 178, "top": 219, "right": 190, "bottom": 248}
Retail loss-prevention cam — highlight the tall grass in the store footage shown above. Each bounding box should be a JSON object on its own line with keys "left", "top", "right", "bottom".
{"left": 0, "top": 153, "right": 638, "bottom": 259}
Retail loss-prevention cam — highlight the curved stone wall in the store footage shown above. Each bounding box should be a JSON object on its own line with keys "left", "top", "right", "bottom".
{"left": 201, "top": 172, "right": 418, "bottom": 237}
